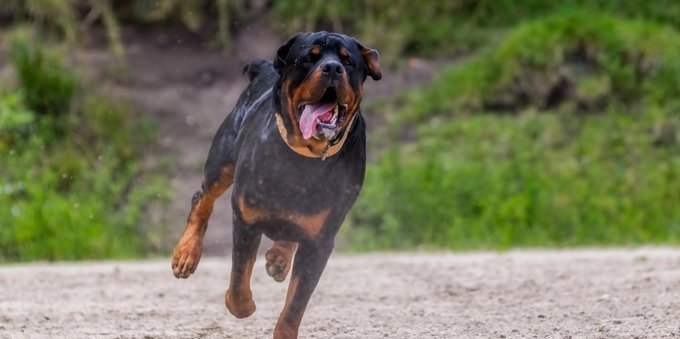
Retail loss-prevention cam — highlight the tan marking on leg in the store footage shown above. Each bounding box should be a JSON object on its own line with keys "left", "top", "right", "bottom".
{"left": 242, "top": 255, "right": 256, "bottom": 288}
{"left": 283, "top": 275, "right": 300, "bottom": 309}
{"left": 287, "top": 209, "right": 331, "bottom": 238}
{"left": 273, "top": 241, "right": 333, "bottom": 339}
{"left": 225, "top": 255, "right": 257, "bottom": 318}
{"left": 271, "top": 241, "right": 297, "bottom": 255}
{"left": 189, "top": 166, "right": 235, "bottom": 229}
{"left": 238, "top": 196, "right": 267, "bottom": 224}
{"left": 274, "top": 275, "right": 302, "bottom": 339}
{"left": 172, "top": 166, "right": 234, "bottom": 278}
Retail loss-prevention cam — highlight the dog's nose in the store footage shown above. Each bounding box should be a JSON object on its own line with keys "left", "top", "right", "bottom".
{"left": 321, "top": 60, "right": 344, "bottom": 77}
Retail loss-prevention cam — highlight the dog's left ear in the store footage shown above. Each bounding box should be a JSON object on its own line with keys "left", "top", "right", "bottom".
{"left": 274, "top": 33, "right": 303, "bottom": 75}
{"left": 353, "top": 39, "right": 382, "bottom": 81}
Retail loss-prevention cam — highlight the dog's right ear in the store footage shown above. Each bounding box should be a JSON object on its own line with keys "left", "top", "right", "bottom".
{"left": 274, "top": 33, "right": 303, "bottom": 75}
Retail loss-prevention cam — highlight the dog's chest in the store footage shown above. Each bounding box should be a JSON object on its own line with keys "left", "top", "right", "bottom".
{"left": 235, "top": 152, "right": 360, "bottom": 214}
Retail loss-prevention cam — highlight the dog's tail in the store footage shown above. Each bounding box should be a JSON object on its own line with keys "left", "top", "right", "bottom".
{"left": 243, "top": 58, "right": 275, "bottom": 82}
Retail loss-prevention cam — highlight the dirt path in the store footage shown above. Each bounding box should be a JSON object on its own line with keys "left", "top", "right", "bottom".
{"left": 1, "top": 248, "right": 679, "bottom": 338}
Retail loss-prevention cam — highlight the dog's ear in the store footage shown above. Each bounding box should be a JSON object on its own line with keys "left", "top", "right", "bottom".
{"left": 353, "top": 39, "right": 382, "bottom": 81}
{"left": 274, "top": 33, "right": 303, "bottom": 75}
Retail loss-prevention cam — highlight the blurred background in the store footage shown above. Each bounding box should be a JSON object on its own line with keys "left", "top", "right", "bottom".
{"left": 0, "top": 0, "right": 678, "bottom": 262}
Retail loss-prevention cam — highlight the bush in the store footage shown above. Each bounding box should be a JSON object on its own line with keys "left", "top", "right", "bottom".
{"left": 348, "top": 110, "right": 679, "bottom": 250}
{"left": 10, "top": 41, "right": 76, "bottom": 117}
{"left": 274, "top": 0, "right": 680, "bottom": 59}
{"left": 5, "top": 1, "right": 680, "bottom": 60}
{"left": 0, "top": 0, "right": 245, "bottom": 54}
{"left": 0, "top": 92, "right": 34, "bottom": 149}
{"left": 346, "top": 12, "right": 680, "bottom": 250}
{"left": 0, "top": 91, "right": 167, "bottom": 261}
{"left": 400, "top": 11, "right": 680, "bottom": 122}
{"left": 0, "top": 43, "right": 168, "bottom": 262}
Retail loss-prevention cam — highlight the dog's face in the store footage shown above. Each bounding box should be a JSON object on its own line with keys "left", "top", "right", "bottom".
{"left": 274, "top": 32, "right": 381, "bottom": 153}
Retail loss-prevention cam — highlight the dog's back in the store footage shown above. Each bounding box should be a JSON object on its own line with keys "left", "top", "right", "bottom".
{"left": 226, "top": 59, "right": 278, "bottom": 133}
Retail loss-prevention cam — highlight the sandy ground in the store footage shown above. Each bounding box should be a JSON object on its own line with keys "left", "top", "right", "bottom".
{"left": 1, "top": 248, "right": 679, "bottom": 338}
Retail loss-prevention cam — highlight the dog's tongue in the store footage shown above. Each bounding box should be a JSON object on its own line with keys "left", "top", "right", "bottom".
{"left": 299, "top": 102, "right": 336, "bottom": 139}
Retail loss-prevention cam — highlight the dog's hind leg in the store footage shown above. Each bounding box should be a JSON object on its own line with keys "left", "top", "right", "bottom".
{"left": 172, "top": 160, "right": 235, "bottom": 278}
{"left": 265, "top": 241, "right": 298, "bottom": 282}
{"left": 274, "top": 239, "right": 334, "bottom": 339}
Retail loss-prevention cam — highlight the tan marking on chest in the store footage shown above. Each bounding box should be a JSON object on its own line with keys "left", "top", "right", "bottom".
{"left": 237, "top": 196, "right": 330, "bottom": 238}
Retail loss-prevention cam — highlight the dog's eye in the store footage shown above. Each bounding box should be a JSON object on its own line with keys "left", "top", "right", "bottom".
{"left": 301, "top": 53, "right": 319, "bottom": 64}
{"left": 342, "top": 57, "right": 353, "bottom": 66}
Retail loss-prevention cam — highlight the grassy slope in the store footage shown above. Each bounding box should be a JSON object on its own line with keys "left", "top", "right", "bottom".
{"left": 346, "top": 12, "right": 680, "bottom": 250}
{"left": 0, "top": 40, "right": 167, "bottom": 262}
{"left": 2, "top": 2, "right": 679, "bottom": 255}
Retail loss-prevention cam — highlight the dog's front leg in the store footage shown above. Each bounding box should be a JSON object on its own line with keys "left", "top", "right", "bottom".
{"left": 225, "top": 218, "right": 262, "bottom": 318}
{"left": 274, "top": 239, "right": 334, "bottom": 339}
{"left": 172, "top": 166, "right": 234, "bottom": 278}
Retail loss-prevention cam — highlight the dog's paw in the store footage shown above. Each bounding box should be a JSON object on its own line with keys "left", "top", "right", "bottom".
{"left": 171, "top": 235, "right": 203, "bottom": 279}
{"left": 265, "top": 247, "right": 292, "bottom": 282}
{"left": 225, "top": 289, "right": 256, "bottom": 318}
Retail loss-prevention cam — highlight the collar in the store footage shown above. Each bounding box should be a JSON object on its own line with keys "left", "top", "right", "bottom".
{"left": 274, "top": 112, "right": 356, "bottom": 161}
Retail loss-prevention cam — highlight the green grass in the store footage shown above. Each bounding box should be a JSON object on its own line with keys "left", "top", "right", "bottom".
{"left": 0, "top": 0, "right": 244, "bottom": 54}
{"left": 345, "top": 12, "right": 680, "bottom": 250}
{"left": 5, "top": 1, "right": 680, "bottom": 60}
{"left": 10, "top": 40, "right": 76, "bottom": 117}
{"left": 274, "top": 0, "right": 680, "bottom": 60}
{"left": 400, "top": 11, "right": 680, "bottom": 122}
{"left": 0, "top": 42, "right": 168, "bottom": 262}
{"left": 348, "top": 110, "right": 679, "bottom": 250}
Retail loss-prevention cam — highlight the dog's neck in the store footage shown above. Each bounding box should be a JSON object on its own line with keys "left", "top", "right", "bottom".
{"left": 273, "top": 112, "right": 356, "bottom": 161}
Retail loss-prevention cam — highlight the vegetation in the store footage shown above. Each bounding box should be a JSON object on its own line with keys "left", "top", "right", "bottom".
{"left": 346, "top": 11, "right": 680, "bottom": 250}
{"left": 348, "top": 110, "right": 679, "bottom": 249}
{"left": 4, "top": 0, "right": 680, "bottom": 60}
{"left": 0, "top": 41, "right": 167, "bottom": 261}
{"left": 0, "top": 0, "right": 247, "bottom": 55}
{"left": 274, "top": 0, "right": 680, "bottom": 59}
{"left": 399, "top": 11, "right": 680, "bottom": 121}
{"left": 10, "top": 41, "right": 76, "bottom": 118}
{"left": 2, "top": 1, "right": 679, "bottom": 257}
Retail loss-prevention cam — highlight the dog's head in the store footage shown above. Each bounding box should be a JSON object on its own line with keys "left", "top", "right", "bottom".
{"left": 273, "top": 32, "right": 381, "bottom": 155}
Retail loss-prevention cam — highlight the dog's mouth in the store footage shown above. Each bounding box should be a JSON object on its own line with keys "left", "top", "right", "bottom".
{"left": 297, "top": 88, "right": 348, "bottom": 141}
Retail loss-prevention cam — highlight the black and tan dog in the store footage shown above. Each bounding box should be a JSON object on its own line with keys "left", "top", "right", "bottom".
{"left": 171, "top": 32, "right": 381, "bottom": 338}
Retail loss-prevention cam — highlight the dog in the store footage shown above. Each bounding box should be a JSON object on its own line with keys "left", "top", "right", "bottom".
{"left": 171, "top": 31, "right": 381, "bottom": 338}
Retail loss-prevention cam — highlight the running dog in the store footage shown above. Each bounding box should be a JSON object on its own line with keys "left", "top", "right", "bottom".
{"left": 171, "top": 31, "right": 381, "bottom": 338}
